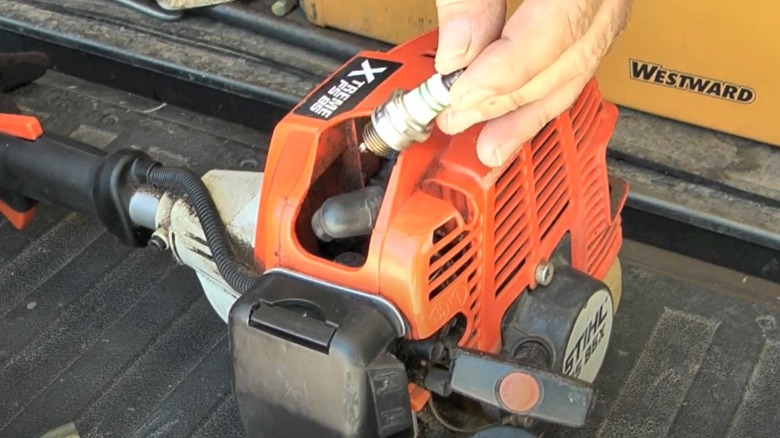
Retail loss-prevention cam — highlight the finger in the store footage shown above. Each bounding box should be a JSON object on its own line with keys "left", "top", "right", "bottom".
{"left": 476, "top": 71, "right": 594, "bottom": 168}
{"left": 437, "top": 0, "right": 632, "bottom": 134}
{"left": 434, "top": 0, "right": 506, "bottom": 74}
{"left": 501, "top": 0, "right": 631, "bottom": 107}
{"left": 448, "top": 0, "right": 603, "bottom": 109}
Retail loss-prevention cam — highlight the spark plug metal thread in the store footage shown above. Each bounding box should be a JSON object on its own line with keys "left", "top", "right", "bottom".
{"left": 359, "top": 69, "right": 464, "bottom": 157}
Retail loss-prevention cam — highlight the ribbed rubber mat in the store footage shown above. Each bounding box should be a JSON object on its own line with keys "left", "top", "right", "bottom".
{"left": 2, "top": 72, "right": 780, "bottom": 438}
{"left": 545, "top": 241, "right": 780, "bottom": 438}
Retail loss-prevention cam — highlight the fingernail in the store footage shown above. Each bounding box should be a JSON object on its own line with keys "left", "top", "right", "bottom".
{"left": 451, "top": 89, "right": 495, "bottom": 109}
{"left": 443, "top": 109, "right": 481, "bottom": 134}
{"left": 436, "top": 19, "right": 473, "bottom": 71}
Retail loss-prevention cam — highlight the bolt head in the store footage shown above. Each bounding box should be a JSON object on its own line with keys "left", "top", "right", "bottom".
{"left": 535, "top": 262, "right": 554, "bottom": 286}
{"left": 271, "top": 0, "right": 295, "bottom": 16}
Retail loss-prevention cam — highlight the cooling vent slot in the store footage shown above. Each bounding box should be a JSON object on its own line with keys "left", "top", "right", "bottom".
{"left": 427, "top": 218, "right": 478, "bottom": 293}
{"left": 466, "top": 265, "right": 481, "bottom": 346}
{"left": 426, "top": 220, "right": 483, "bottom": 346}
{"left": 582, "top": 151, "right": 614, "bottom": 273}
{"left": 492, "top": 150, "right": 532, "bottom": 297}
{"left": 491, "top": 122, "right": 571, "bottom": 297}
{"left": 588, "top": 223, "right": 620, "bottom": 274}
{"left": 582, "top": 153, "right": 609, "bottom": 241}
{"left": 531, "top": 123, "right": 570, "bottom": 242}
{"left": 424, "top": 183, "right": 483, "bottom": 346}
{"left": 570, "top": 82, "right": 603, "bottom": 150}
{"left": 572, "top": 81, "right": 613, "bottom": 274}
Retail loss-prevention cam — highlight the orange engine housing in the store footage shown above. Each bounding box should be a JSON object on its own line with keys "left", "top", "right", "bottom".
{"left": 254, "top": 31, "right": 628, "bottom": 355}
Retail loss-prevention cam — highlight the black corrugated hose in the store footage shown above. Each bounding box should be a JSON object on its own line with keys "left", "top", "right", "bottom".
{"left": 141, "top": 165, "right": 260, "bottom": 294}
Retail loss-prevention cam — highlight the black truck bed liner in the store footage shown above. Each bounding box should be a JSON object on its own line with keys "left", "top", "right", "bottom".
{"left": 0, "top": 1, "right": 779, "bottom": 437}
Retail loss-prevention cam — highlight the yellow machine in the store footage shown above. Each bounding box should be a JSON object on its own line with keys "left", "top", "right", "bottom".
{"left": 301, "top": 0, "right": 780, "bottom": 147}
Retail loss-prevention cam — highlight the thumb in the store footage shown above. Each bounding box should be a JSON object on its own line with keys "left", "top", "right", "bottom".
{"left": 435, "top": 0, "right": 506, "bottom": 74}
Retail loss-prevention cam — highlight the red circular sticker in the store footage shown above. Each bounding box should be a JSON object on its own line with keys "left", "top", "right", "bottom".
{"left": 498, "top": 372, "right": 541, "bottom": 413}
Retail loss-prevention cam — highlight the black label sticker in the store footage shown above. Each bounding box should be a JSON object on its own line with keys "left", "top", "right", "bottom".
{"left": 293, "top": 57, "right": 403, "bottom": 120}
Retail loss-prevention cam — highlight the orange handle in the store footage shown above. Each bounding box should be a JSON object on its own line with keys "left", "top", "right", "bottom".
{"left": 0, "top": 113, "right": 43, "bottom": 141}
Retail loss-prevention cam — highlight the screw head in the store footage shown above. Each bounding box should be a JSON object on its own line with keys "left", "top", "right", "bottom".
{"left": 535, "top": 262, "right": 554, "bottom": 286}
{"left": 271, "top": 0, "right": 297, "bottom": 16}
{"left": 148, "top": 233, "right": 169, "bottom": 252}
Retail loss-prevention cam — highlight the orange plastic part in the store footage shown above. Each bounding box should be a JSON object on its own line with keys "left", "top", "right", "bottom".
{"left": 0, "top": 113, "right": 43, "bottom": 141}
{"left": 407, "top": 383, "right": 431, "bottom": 412}
{"left": 255, "top": 30, "right": 627, "bottom": 409}
{"left": 0, "top": 200, "right": 35, "bottom": 231}
{"left": 0, "top": 113, "right": 42, "bottom": 230}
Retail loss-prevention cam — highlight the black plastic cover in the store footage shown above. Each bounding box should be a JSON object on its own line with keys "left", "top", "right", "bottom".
{"left": 229, "top": 269, "right": 414, "bottom": 438}
{"left": 501, "top": 265, "right": 612, "bottom": 381}
{"left": 448, "top": 349, "right": 594, "bottom": 427}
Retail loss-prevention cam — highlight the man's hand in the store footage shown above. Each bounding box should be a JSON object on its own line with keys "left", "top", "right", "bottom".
{"left": 0, "top": 52, "right": 49, "bottom": 114}
{"left": 434, "top": 0, "right": 634, "bottom": 167}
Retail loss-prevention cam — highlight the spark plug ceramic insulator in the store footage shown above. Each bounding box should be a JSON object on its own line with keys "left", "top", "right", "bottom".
{"left": 359, "top": 69, "right": 464, "bottom": 157}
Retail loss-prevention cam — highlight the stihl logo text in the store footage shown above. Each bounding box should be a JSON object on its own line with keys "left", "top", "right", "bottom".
{"left": 564, "top": 301, "right": 608, "bottom": 379}
{"left": 629, "top": 59, "right": 756, "bottom": 104}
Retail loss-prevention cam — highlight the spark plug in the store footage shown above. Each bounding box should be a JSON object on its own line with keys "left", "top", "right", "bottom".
{"left": 359, "top": 69, "right": 464, "bottom": 156}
